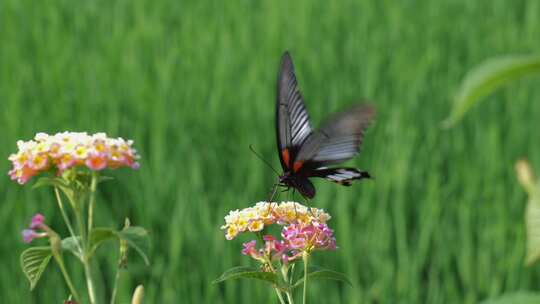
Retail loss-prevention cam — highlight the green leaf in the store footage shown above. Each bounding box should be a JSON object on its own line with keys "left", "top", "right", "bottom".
{"left": 292, "top": 266, "right": 352, "bottom": 289}
{"left": 83, "top": 227, "right": 150, "bottom": 264}
{"left": 33, "top": 176, "right": 70, "bottom": 191}
{"left": 482, "top": 292, "right": 540, "bottom": 304}
{"left": 115, "top": 227, "right": 151, "bottom": 265}
{"left": 20, "top": 246, "right": 52, "bottom": 290}
{"left": 213, "top": 266, "right": 279, "bottom": 285}
{"left": 61, "top": 236, "right": 82, "bottom": 260}
{"left": 98, "top": 175, "right": 114, "bottom": 183}
{"left": 88, "top": 228, "right": 116, "bottom": 258}
{"left": 443, "top": 54, "right": 540, "bottom": 127}
{"left": 525, "top": 186, "right": 540, "bottom": 265}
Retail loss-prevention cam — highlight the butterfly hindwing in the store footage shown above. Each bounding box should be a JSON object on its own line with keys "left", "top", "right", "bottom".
{"left": 309, "top": 167, "right": 371, "bottom": 186}
{"left": 276, "top": 52, "right": 313, "bottom": 170}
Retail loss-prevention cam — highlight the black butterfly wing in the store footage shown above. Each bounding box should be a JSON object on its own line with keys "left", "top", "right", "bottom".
{"left": 276, "top": 52, "right": 313, "bottom": 171}
{"left": 309, "top": 167, "right": 371, "bottom": 186}
{"left": 294, "top": 104, "right": 375, "bottom": 170}
{"left": 290, "top": 176, "right": 316, "bottom": 199}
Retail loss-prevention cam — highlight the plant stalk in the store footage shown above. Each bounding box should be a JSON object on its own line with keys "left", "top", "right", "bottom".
{"left": 54, "top": 187, "right": 82, "bottom": 254}
{"left": 87, "top": 172, "right": 98, "bottom": 241}
{"left": 110, "top": 266, "right": 122, "bottom": 304}
{"left": 302, "top": 252, "right": 310, "bottom": 304}
{"left": 281, "top": 264, "right": 294, "bottom": 304}
{"left": 73, "top": 190, "right": 97, "bottom": 304}
{"left": 53, "top": 253, "right": 81, "bottom": 302}
{"left": 83, "top": 259, "right": 97, "bottom": 304}
{"left": 274, "top": 287, "right": 287, "bottom": 304}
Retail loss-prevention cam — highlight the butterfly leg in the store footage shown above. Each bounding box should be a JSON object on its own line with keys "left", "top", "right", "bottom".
{"left": 301, "top": 196, "right": 317, "bottom": 217}
{"left": 267, "top": 183, "right": 279, "bottom": 202}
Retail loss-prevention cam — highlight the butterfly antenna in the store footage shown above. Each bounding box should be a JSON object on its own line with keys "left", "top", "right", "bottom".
{"left": 249, "top": 145, "right": 280, "bottom": 176}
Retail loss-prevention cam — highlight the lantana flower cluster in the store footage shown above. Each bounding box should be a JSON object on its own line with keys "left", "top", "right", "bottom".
{"left": 222, "top": 201, "right": 337, "bottom": 265}
{"left": 221, "top": 201, "right": 331, "bottom": 240}
{"left": 8, "top": 132, "right": 140, "bottom": 184}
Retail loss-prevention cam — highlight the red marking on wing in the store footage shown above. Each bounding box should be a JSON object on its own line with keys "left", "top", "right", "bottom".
{"left": 293, "top": 161, "right": 304, "bottom": 172}
{"left": 282, "top": 149, "right": 290, "bottom": 168}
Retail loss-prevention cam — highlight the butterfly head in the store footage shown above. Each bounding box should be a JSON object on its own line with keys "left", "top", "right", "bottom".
{"left": 278, "top": 171, "right": 291, "bottom": 185}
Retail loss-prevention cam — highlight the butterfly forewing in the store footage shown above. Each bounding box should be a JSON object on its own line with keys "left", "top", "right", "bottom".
{"left": 276, "top": 52, "right": 313, "bottom": 170}
{"left": 295, "top": 105, "right": 375, "bottom": 167}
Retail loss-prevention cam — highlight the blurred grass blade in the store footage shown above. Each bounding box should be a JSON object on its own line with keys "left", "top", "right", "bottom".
{"left": 213, "top": 266, "right": 278, "bottom": 285}
{"left": 443, "top": 54, "right": 540, "bottom": 127}
{"left": 525, "top": 184, "right": 540, "bottom": 265}
{"left": 481, "top": 292, "right": 540, "bottom": 303}
{"left": 292, "top": 265, "right": 352, "bottom": 289}
{"left": 525, "top": 195, "right": 540, "bottom": 265}
{"left": 515, "top": 160, "right": 540, "bottom": 265}
{"left": 20, "top": 246, "right": 52, "bottom": 290}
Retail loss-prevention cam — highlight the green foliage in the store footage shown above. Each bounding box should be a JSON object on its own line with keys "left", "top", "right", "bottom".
{"left": 115, "top": 227, "right": 151, "bottom": 265}
{"left": 85, "top": 227, "right": 150, "bottom": 263}
{"left": 20, "top": 247, "right": 53, "bottom": 290}
{"left": 292, "top": 265, "right": 352, "bottom": 288}
{"left": 213, "top": 266, "right": 279, "bottom": 285}
{"left": 444, "top": 54, "right": 540, "bottom": 127}
{"left": 61, "top": 236, "right": 83, "bottom": 260}
{"left": 88, "top": 228, "right": 116, "bottom": 258}
{"left": 482, "top": 292, "right": 540, "bottom": 304}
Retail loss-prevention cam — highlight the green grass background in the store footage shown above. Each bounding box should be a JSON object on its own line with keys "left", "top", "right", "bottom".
{"left": 1, "top": 0, "right": 540, "bottom": 303}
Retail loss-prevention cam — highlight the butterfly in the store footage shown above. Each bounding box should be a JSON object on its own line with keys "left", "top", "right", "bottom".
{"left": 274, "top": 51, "right": 375, "bottom": 199}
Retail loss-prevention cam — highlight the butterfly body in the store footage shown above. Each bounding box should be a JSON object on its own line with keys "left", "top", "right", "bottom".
{"left": 274, "top": 51, "right": 375, "bottom": 199}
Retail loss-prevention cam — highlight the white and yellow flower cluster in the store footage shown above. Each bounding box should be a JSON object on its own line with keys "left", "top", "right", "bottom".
{"left": 8, "top": 132, "right": 140, "bottom": 184}
{"left": 221, "top": 201, "right": 331, "bottom": 240}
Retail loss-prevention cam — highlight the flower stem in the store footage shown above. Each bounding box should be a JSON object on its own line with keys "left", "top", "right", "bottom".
{"left": 302, "top": 252, "right": 310, "bottom": 304}
{"left": 54, "top": 187, "right": 82, "bottom": 254}
{"left": 274, "top": 287, "right": 287, "bottom": 304}
{"left": 53, "top": 253, "right": 81, "bottom": 302}
{"left": 286, "top": 290, "right": 295, "bottom": 303}
{"left": 281, "top": 264, "right": 295, "bottom": 304}
{"left": 110, "top": 266, "right": 122, "bottom": 304}
{"left": 73, "top": 190, "right": 97, "bottom": 304}
{"left": 83, "top": 259, "right": 97, "bottom": 304}
{"left": 87, "top": 171, "right": 98, "bottom": 241}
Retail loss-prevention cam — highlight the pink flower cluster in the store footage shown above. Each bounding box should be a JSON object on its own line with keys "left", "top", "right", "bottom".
{"left": 8, "top": 132, "right": 140, "bottom": 184}
{"left": 242, "top": 236, "right": 287, "bottom": 263}
{"left": 22, "top": 213, "right": 48, "bottom": 243}
{"left": 221, "top": 201, "right": 331, "bottom": 240}
{"left": 241, "top": 221, "right": 337, "bottom": 264}
{"left": 222, "top": 201, "right": 337, "bottom": 265}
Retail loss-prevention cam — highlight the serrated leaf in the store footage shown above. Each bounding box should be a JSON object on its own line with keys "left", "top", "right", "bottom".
{"left": 213, "top": 266, "right": 278, "bottom": 285}
{"left": 481, "top": 291, "right": 540, "bottom": 304}
{"left": 525, "top": 187, "right": 540, "bottom": 265}
{"left": 115, "top": 227, "right": 150, "bottom": 265}
{"left": 292, "top": 266, "right": 352, "bottom": 288}
{"left": 20, "top": 246, "right": 52, "bottom": 290}
{"left": 443, "top": 54, "right": 540, "bottom": 127}
{"left": 61, "top": 236, "right": 83, "bottom": 260}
